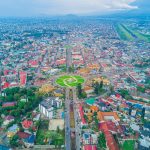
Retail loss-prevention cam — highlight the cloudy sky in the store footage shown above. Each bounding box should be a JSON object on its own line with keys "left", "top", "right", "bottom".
{"left": 0, "top": 0, "right": 140, "bottom": 16}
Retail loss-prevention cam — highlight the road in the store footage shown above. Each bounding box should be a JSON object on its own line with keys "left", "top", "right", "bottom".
{"left": 72, "top": 88, "right": 81, "bottom": 150}
{"left": 66, "top": 46, "right": 72, "bottom": 72}
{"left": 65, "top": 88, "right": 71, "bottom": 150}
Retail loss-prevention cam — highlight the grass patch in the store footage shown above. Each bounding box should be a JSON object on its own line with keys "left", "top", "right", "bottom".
{"left": 122, "top": 140, "right": 135, "bottom": 150}
{"left": 56, "top": 75, "right": 84, "bottom": 87}
{"left": 115, "top": 24, "right": 134, "bottom": 41}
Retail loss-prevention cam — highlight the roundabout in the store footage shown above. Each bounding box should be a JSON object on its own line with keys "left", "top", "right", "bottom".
{"left": 56, "top": 75, "right": 84, "bottom": 87}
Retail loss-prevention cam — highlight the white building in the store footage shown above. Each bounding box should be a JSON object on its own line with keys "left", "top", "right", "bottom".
{"left": 39, "top": 97, "right": 62, "bottom": 119}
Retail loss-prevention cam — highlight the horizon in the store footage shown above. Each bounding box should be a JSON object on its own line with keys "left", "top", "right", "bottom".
{"left": 0, "top": 0, "right": 148, "bottom": 17}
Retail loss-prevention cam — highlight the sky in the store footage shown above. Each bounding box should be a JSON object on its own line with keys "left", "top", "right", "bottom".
{"left": 0, "top": 0, "right": 143, "bottom": 17}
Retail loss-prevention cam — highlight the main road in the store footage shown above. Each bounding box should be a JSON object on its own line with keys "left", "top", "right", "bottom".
{"left": 65, "top": 88, "right": 71, "bottom": 150}
{"left": 72, "top": 88, "right": 81, "bottom": 150}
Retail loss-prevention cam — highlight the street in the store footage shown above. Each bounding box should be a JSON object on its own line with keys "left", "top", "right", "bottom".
{"left": 65, "top": 88, "right": 71, "bottom": 150}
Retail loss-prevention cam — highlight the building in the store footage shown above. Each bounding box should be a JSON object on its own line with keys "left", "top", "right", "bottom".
{"left": 3, "top": 115, "right": 14, "bottom": 126}
{"left": 97, "top": 111, "right": 120, "bottom": 122}
{"left": 138, "top": 123, "right": 150, "bottom": 150}
{"left": 39, "top": 97, "right": 62, "bottom": 119}
{"left": 83, "top": 145, "right": 97, "bottom": 150}
{"left": 22, "top": 120, "right": 33, "bottom": 129}
{"left": 7, "top": 124, "right": 19, "bottom": 138}
{"left": 82, "top": 132, "right": 97, "bottom": 145}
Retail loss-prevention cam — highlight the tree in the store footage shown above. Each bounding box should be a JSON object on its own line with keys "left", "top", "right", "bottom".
{"left": 10, "top": 134, "right": 19, "bottom": 148}
{"left": 94, "top": 82, "right": 99, "bottom": 95}
{"left": 56, "top": 126, "right": 60, "bottom": 133}
{"left": 97, "top": 133, "right": 106, "bottom": 149}
{"left": 68, "top": 65, "right": 75, "bottom": 73}
{"left": 84, "top": 114, "right": 88, "bottom": 122}
{"left": 99, "top": 81, "right": 103, "bottom": 89}
{"left": 137, "top": 86, "right": 145, "bottom": 93}
{"left": 119, "top": 89, "right": 132, "bottom": 100}
{"left": 126, "top": 77, "right": 133, "bottom": 83}
{"left": 77, "top": 83, "right": 82, "bottom": 97}
{"left": 77, "top": 83, "right": 87, "bottom": 99}
{"left": 110, "top": 85, "right": 114, "bottom": 94}
{"left": 93, "top": 81, "right": 104, "bottom": 95}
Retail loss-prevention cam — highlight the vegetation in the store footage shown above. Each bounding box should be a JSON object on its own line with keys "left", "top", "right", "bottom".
{"left": 10, "top": 134, "right": 19, "bottom": 148}
{"left": 36, "top": 120, "right": 64, "bottom": 147}
{"left": 137, "top": 86, "right": 145, "bottom": 93}
{"left": 97, "top": 133, "right": 107, "bottom": 150}
{"left": 92, "top": 81, "right": 104, "bottom": 95}
{"left": 77, "top": 83, "right": 87, "bottom": 99}
{"left": 115, "top": 24, "right": 134, "bottom": 41}
{"left": 119, "top": 89, "right": 132, "bottom": 100}
{"left": 56, "top": 75, "right": 84, "bottom": 87}
{"left": 0, "top": 87, "right": 42, "bottom": 120}
{"left": 68, "top": 65, "right": 75, "bottom": 73}
{"left": 122, "top": 140, "right": 135, "bottom": 150}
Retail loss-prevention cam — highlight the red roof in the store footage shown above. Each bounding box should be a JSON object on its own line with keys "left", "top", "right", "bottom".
{"left": 28, "top": 60, "right": 38, "bottom": 67}
{"left": 73, "top": 60, "right": 84, "bottom": 65}
{"left": 17, "top": 131, "right": 31, "bottom": 139}
{"left": 56, "top": 59, "right": 66, "bottom": 65}
{"left": 83, "top": 145, "right": 97, "bottom": 150}
{"left": 99, "top": 122, "right": 119, "bottom": 150}
{"left": 79, "top": 106, "right": 86, "bottom": 125}
{"left": 3, "top": 70, "right": 17, "bottom": 76}
{"left": 2, "top": 102, "right": 16, "bottom": 108}
{"left": 2, "top": 82, "right": 10, "bottom": 89}
{"left": 22, "top": 120, "right": 33, "bottom": 129}
{"left": 20, "top": 72, "right": 27, "bottom": 86}
{"left": 99, "top": 121, "right": 118, "bottom": 133}
{"left": 116, "top": 94, "right": 121, "bottom": 99}
{"left": 108, "top": 99, "right": 113, "bottom": 103}
{"left": 4, "top": 70, "right": 9, "bottom": 75}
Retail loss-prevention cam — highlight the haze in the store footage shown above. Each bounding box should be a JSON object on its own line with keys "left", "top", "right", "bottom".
{"left": 0, "top": 0, "right": 139, "bottom": 17}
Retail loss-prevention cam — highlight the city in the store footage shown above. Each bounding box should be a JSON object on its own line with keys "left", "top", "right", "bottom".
{"left": 0, "top": 1, "right": 150, "bottom": 150}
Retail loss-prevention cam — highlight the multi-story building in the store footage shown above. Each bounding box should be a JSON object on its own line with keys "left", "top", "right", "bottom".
{"left": 39, "top": 97, "right": 62, "bottom": 119}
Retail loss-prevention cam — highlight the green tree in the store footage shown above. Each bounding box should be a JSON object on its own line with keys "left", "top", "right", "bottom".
{"left": 97, "top": 133, "right": 106, "bottom": 149}
{"left": 137, "top": 86, "right": 145, "bottom": 93}
{"left": 77, "top": 83, "right": 82, "bottom": 97}
{"left": 99, "top": 81, "right": 103, "bottom": 89}
{"left": 56, "top": 126, "right": 60, "bottom": 133}
{"left": 119, "top": 89, "right": 132, "bottom": 100}
{"left": 10, "top": 134, "right": 19, "bottom": 148}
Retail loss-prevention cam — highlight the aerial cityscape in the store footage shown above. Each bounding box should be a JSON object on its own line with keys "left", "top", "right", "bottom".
{"left": 0, "top": 0, "right": 150, "bottom": 150}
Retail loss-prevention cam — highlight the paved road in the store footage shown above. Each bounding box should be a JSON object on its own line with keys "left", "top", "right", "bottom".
{"left": 65, "top": 88, "right": 71, "bottom": 150}
{"left": 72, "top": 88, "right": 81, "bottom": 150}
{"left": 66, "top": 46, "right": 72, "bottom": 72}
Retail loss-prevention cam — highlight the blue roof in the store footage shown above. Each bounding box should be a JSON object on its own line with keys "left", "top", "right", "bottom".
{"left": 133, "top": 104, "right": 143, "bottom": 109}
{"left": 24, "top": 134, "right": 35, "bottom": 144}
{"left": 83, "top": 133, "right": 90, "bottom": 139}
{"left": 8, "top": 124, "right": 18, "bottom": 132}
{"left": 61, "top": 112, "right": 64, "bottom": 119}
{"left": 0, "top": 145, "right": 10, "bottom": 150}
{"left": 144, "top": 123, "right": 150, "bottom": 130}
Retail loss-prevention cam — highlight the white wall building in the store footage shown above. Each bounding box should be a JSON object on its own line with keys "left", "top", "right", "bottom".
{"left": 39, "top": 97, "right": 62, "bottom": 119}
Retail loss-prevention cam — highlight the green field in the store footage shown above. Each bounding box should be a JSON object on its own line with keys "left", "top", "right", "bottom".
{"left": 122, "top": 140, "right": 135, "bottom": 150}
{"left": 129, "top": 29, "right": 150, "bottom": 42}
{"left": 115, "top": 24, "right": 134, "bottom": 41}
{"left": 56, "top": 75, "right": 84, "bottom": 87}
{"left": 116, "top": 23, "right": 150, "bottom": 42}
{"left": 64, "top": 45, "right": 72, "bottom": 49}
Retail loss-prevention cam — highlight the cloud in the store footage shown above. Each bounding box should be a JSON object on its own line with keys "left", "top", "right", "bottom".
{"left": 0, "top": 0, "right": 138, "bottom": 16}
{"left": 35, "top": 0, "right": 138, "bottom": 15}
